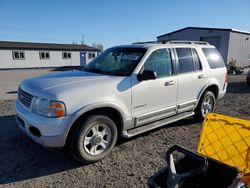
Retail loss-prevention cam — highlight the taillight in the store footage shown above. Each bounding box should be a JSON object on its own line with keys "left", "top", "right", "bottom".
{"left": 223, "top": 72, "right": 228, "bottom": 91}
{"left": 225, "top": 72, "right": 228, "bottom": 83}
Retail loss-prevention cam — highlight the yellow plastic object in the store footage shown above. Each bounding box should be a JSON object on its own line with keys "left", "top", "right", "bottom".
{"left": 197, "top": 113, "right": 250, "bottom": 174}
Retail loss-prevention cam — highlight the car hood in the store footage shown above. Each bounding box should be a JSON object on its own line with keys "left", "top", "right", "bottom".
{"left": 20, "top": 70, "right": 125, "bottom": 99}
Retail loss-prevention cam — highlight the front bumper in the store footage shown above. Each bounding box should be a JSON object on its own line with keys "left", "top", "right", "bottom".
{"left": 15, "top": 100, "right": 73, "bottom": 148}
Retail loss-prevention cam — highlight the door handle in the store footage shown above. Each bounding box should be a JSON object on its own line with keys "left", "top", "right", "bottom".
{"left": 165, "top": 80, "right": 176, "bottom": 86}
{"left": 198, "top": 74, "right": 206, "bottom": 79}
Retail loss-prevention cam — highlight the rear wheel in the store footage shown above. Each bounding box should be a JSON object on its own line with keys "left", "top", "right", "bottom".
{"left": 68, "top": 115, "right": 117, "bottom": 163}
{"left": 194, "top": 91, "right": 216, "bottom": 120}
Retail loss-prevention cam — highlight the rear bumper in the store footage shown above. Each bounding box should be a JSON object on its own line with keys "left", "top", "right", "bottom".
{"left": 15, "top": 100, "right": 73, "bottom": 148}
{"left": 247, "top": 76, "right": 250, "bottom": 84}
{"left": 218, "top": 90, "right": 226, "bottom": 99}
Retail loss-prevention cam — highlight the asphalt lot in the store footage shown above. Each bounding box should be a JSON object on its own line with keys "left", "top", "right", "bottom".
{"left": 0, "top": 69, "right": 249, "bottom": 187}
{"left": 0, "top": 68, "right": 62, "bottom": 100}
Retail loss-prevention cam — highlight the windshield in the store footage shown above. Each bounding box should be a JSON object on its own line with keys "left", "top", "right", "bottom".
{"left": 85, "top": 47, "right": 147, "bottom": 76}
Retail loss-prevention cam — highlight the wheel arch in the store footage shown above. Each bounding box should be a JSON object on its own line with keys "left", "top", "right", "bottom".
{"left": 194, "top": 84, "right": 218, "bottom": 120}
{"left": 65, "top": 104, "right": 125, "bottom": 146}
{"left": 198, "top": 84, "right": 219, "bottom": 102}
{"left": 204, "top": 85, "right": 219, "bottom": 98}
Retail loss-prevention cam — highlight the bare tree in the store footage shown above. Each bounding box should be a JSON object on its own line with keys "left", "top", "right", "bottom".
{"left": 92, "top": 43, "right": 104, "bottom": 52}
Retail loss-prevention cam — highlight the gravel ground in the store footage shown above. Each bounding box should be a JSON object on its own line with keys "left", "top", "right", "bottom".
{"left": 0, "top": 74, "right": 249, "bottom": 187}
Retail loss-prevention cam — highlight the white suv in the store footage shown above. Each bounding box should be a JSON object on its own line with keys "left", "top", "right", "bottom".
{"left": 15, "top": 41, "right": 228, "bottom": 163}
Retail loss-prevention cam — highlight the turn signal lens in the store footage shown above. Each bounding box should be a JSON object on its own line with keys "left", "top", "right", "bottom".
{"left": 48, "top": 101, "right": 66, "bottom": 117}
{"left": 31, "top": 97, "right": 66, "bottom": 117}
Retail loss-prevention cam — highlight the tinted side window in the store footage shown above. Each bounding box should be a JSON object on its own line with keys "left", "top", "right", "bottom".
{"left": 176, "top": 48, "right": 194, "bottom": 73}
{"left": 202, "top": 48, "right": 225, "bottom": 69}
{"left": 192, "top": 48, "right": 202, "bottom": 71}
{"left": 143, "top": 49, "right": 172, "bottom": 78}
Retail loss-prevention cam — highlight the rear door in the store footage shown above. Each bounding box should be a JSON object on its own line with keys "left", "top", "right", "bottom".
{"left": 175, "top": 47, "right": 207, "bottom": 113}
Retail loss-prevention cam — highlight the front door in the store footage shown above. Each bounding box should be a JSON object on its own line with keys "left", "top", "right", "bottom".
{"left": 131, "top": 48, "right": 177, "bottom": 127}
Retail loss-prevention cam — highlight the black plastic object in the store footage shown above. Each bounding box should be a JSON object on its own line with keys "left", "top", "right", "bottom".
{"left": 137, "top": 70, "right": 156, "bottom": 81}
{"left": 148, "top": 145, "right": 239, "bottom": 188}
{"left": 166, "top": 145, "right": 208, "bottom": 188}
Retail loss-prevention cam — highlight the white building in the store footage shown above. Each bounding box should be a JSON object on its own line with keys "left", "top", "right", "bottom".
{"left": 157, "top": 27, "right": 250, "bottom": 67}
{"left": 0, "top": 41, "right": 100, "bottom": 69}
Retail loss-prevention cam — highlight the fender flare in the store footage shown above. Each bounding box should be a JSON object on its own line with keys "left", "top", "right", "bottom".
{"left": 62, "top": 102, "right": 127, "bottom": 141}
{"left": 196, "top": 82, "right": 219, "bottom": 107}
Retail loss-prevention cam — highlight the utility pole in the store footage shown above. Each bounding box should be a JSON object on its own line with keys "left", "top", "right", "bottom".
{"left": 81, "top": 34, "right": 85, "bottom": 45}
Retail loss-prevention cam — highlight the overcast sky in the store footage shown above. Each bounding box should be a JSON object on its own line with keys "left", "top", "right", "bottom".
{"left": 0, "top": 0, "right": 250, "bottom": 49}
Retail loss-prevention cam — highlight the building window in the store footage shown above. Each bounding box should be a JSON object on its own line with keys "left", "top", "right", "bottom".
{"left": 62, "top": 52, "right": 71, "bottom": 59}
{"left": 88, "top": 52, "right": 96, "bottom": 59}
{"left": 39, "top": 51, "right": 50, "bottom": 59}
{"left": 13, "top": 51, "right": 25, "bottom": 60}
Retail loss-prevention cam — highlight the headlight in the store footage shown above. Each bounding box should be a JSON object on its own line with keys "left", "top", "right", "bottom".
{"left": 31, "top": 97, "right": 66, "bottom": 117}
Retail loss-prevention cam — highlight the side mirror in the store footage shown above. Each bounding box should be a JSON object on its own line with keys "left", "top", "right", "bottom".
{"left": 137, "top": 70, "right": 156, "bottom": 81}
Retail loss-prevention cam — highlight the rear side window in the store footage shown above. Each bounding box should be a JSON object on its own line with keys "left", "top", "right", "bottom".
{"left": 202, "top": 48, "right": 225, "bottom": 69}
{"left": 192, "top": 48, "right": 202, "bottom": 71}
{"left": 176, "top": 48, "right": 194, "bottom": 73}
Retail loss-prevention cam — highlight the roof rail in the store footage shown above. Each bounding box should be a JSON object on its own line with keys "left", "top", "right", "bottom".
{"left": 165, "top": 40, "right": 209, "bottom": 45}
{"left": 132, "top": 41, "right": 159, "bottom": 45}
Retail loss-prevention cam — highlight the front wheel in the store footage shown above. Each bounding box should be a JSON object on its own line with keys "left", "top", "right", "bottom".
{"left": 194, "top": 91, "right": 216, "bottom": 120}
{"left": 68, "top": 115, "right": 118, "bottom": 164}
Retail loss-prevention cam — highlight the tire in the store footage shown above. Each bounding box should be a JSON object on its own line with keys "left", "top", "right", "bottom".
{"left": 68, "top": 115, "right": 118, "bottom": 164}
{"left": 194, "top": 91, "right": 216, "bottom": 120}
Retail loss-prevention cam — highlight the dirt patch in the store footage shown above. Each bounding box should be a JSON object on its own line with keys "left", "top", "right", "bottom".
{"left": 0, "top": 75, "right": 249, "bottom": 187}
{"left": 0, "top": 100, "right": 14, "bottom": 116}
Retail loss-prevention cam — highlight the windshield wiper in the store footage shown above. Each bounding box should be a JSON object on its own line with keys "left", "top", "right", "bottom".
{"left": 85, "top": 67, "right": 107, "bottom": 75}
{"left": 85, "top": 68, "right": 127, "bottom": 76}
{"left": 108, "top": 71, "right": 128, "bottom": 76}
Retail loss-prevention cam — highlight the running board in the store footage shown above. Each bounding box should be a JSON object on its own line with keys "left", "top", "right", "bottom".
{"left": 122, "top": 111, "right": 194, "bottom": 138}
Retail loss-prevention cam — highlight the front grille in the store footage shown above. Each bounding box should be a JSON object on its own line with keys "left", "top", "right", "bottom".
{"left": 18, "top": 88, "right": 33, "bottom": 108}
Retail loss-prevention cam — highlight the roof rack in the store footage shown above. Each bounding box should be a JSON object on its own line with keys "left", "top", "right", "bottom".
{"left": 132, "top": 41, "right": 159, "bottom": 45}
{"left": 132, "top": 40, "right": 210, "bottom": 45}
{"left": 165, "top": 40, "right": 209, "bottom": 45}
